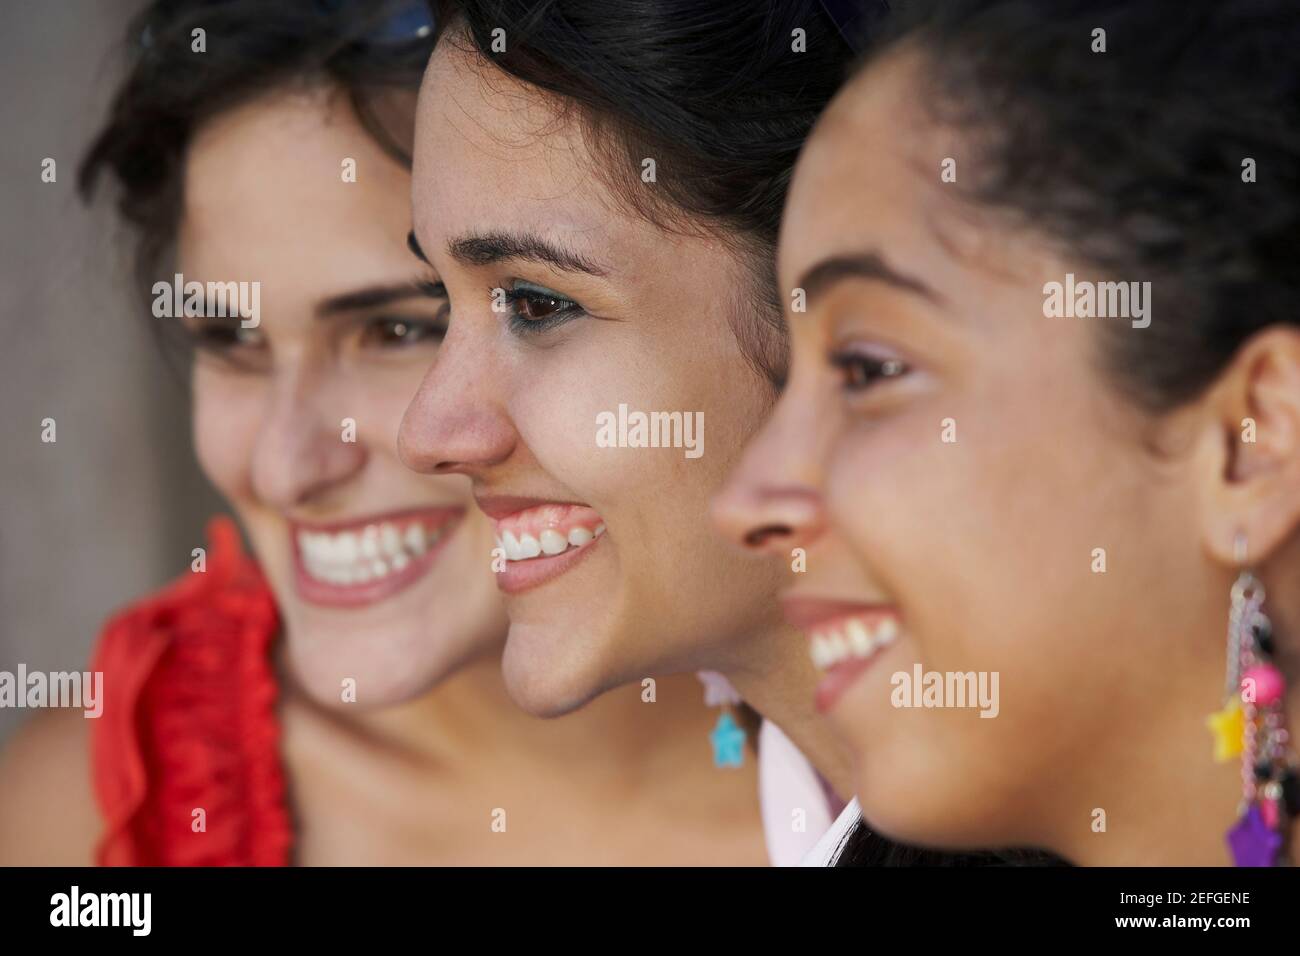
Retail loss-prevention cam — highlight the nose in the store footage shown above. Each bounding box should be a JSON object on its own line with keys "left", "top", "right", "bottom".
{"left": 250, "top": 366, "right": 366, "bottom": 510}
{"left": 398, "top": 322, "right": 516, "bottom": 477}
{"left": 712, "top": 387, "right": 831, "bottom": 557}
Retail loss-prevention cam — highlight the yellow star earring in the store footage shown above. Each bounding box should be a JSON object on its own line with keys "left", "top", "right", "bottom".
{"left": 1207, "top": 533, "right": 1251, "bottom": 763}
{"left": 1206, "top": 700, "right": 1244, "bottom": 762}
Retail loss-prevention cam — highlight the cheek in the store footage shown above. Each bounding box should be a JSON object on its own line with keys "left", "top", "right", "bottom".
{"left": 823, "top": 380, "right": 1151, "bottom": 686}
{"left": 358, "top": 363, "right": 429, "bottom": 453}
{"left": 192, "top": 368, "right": 263, "bottom": 503}
{"left": 823, "top": 394, "right": 1063, "bottom": 672}
{"left": 508, "top": 355, "right": 621, "bottom": 499}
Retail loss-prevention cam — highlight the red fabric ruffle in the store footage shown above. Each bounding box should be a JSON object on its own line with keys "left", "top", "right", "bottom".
{"left": 91, "top": 516, "right": 291, "bottom": 866}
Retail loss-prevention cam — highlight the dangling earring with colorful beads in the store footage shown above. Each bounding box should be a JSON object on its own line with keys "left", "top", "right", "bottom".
{"left": 1207, "top": 534, "right": 1298, "bottom": 866}
{"left": 697, "top": 671, "right": 746, "bottom": 768}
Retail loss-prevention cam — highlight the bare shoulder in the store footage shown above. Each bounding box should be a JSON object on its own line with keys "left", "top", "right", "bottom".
{"left": 0, "top": 709, "right": 101, "bottom": 865}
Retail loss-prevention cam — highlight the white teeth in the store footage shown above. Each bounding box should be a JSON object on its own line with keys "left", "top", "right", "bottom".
{"left": 296, "top": 518, "right": 452, "bottom": 585}
{"left": 495, "top": 520, "right": 605, "bottom": 563}
{"left": 502, "top": 531, "right": 524, "bottom": 560}
{"left": 808, "top": 616, "right": 900, "bottom": 672}
{"left": 517, "top": 533, "right": 542, "bottom": 559}
{"left": 877, "top": 617, "right": 898, "bottom": 645}
{"left": 360, "top": 525, "right": 380, "bottom": 560}
{"left": 810, "top": 634, "right": 835, "bottom": 669}
{"left": 380, "top": 523, "right": 403, "bottom": 558}
{"left": 405, "top": 523, "right": 427, "bottom": 555}
{"left": 846, "top": 618, "right": 874, "bottom": 656}
{"left": 539, "top": 529, "right": 568, "bottom": 555}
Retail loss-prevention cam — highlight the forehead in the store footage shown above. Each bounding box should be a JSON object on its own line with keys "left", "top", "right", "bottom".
{"left": 186, "top": 88, "right": 410, "bottom": 228}
{"left": 412, "top": 39, "right": 629, "bottom": 252}
{"left": 779, "top": 51, "right": 970, "bottom": 289}
{"left": 181, "top": 90, "right": 415, "bottom": 284}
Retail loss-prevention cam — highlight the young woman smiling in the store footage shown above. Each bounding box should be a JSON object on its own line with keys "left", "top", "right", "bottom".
{"left": 716, "top": 0, "right": 1300, "bottom": 865}
{"left": 0, "top": 0, "right": 764, "bottom": 866}
{"left": 397, "top": 0, "right": 1019, "bottom": 864}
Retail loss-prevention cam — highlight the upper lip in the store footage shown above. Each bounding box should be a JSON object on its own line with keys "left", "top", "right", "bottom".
{"left": 779, "top": 595, "right": 896, "bottom": 630}
{"left": 287, "top": 505, "right": 462, "bottom": 533}
{"left": 473, "top": 494, "right": 592, "bottom": 521}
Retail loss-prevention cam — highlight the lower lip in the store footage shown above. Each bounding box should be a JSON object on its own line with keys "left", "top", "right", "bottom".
{"left": 292, "top": 512, "right": 462, "bottom": 609}
{"left": 495, "top": 534, "right": 603, "bottom": 595}
{"left": 814, "top": 644, "right": 893, "bottom": 714}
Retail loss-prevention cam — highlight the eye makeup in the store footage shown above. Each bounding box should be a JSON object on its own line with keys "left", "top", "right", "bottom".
{"left": 499, "top": 279, "right": 586, "bottom": 337}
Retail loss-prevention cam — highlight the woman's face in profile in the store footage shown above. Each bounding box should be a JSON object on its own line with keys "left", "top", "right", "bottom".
{"left": 178, "top": 88, "right": 506, "bottom": 708}
{"left": 724, "top": 51, "right": 1230, "bottom": 854}
{"left": 400, "top": 38, "right": 791, "bottom": 717}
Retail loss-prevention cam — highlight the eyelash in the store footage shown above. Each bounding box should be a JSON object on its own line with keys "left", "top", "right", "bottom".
{"left": 828, "top": 348, "right": 910, "bottom": 392}
{"left": 356, "top": 315, "right": 447, "bottom": 348}
{"left": 185, "top": 321, "right": 263, "bottom": 352}
{"left": 184, "top": 313, "right": 447, "bottom": 359}
{"left": 500, "top": 281, "right": 585, "bottom": 336}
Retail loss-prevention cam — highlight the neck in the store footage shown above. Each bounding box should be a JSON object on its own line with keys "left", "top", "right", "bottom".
{"left": 286, "top": 648, "right": 722, "bottom": 777}
{"left": 1052, "top": 671, "right": 1300, "bottom": 867}
{"left": 719, "top": 620, "right": 854, "bottom": 800}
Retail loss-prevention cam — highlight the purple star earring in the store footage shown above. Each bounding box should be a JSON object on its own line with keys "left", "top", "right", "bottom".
{"left": 1228, "top": 804, "right": 1282, "bottom": 867}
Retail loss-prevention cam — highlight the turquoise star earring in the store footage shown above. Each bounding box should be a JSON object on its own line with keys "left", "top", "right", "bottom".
{"left": 697, "top": 671, "right": 747, "bottom": 768}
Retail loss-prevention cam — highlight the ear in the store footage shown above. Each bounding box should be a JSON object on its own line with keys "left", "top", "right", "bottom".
{"left": 1197, "top": 326, "right": 1300, "bottom": 566}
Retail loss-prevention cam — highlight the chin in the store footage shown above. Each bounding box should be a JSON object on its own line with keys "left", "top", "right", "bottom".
{"left": 854, "top": 741, "right": 1018, "bottom": 852}
{"left": 499, "top": 621, "right": 616, "bottom": 718}
{"left": 281, "top": 621, "right": 466, "bottom": 711}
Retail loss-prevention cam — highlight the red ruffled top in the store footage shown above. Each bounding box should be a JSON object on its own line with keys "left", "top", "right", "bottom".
{"left": 91, "top": 516, "right": 292, "bottom": 866}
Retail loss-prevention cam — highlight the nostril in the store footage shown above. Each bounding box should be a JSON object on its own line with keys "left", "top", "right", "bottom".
{"left": 744, "top": 524, "right": 792, "bottom": 548}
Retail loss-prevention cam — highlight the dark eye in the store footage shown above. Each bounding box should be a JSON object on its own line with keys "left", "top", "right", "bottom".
{"left": 503, "top": 281, "right": 584, "bottom": 335}
{"left": 358, "top": 316, "right": 446, "bottom": 348}
{"left": 829, "top": 350, "right": 909, "bottom": 392}
{"left": 187, "top": 319, "right": 264, "bottom": 351}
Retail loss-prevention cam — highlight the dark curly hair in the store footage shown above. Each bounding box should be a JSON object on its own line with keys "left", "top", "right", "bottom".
{"left": 79, "top": 0, "right": 436, "bottom": 305}
{"left": 858, "top": 0, "right": 1300, "bottom": 414}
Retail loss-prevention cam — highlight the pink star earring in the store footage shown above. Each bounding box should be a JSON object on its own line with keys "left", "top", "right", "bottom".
{"left": 1209, "top": 534, "right": 1298, "bottom": 866}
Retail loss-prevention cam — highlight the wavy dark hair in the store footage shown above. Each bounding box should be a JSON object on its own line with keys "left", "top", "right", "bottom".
{"left": 434, "top": 0, "right": 890, "bottom": 387}
{"left": 79, "top": 0, "right": 436, "bottom": 306}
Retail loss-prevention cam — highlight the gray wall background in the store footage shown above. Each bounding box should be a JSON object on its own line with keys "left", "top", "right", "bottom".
{"left": 1, "top": 1, "right": 222, "bottom": 744}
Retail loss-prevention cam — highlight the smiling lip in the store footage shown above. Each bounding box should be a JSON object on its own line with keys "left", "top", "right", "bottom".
{"left": 290, "top": 506, "right": 463, "bottom": 609}
{"left": 781, "top": 596, "right": 902, "bottom": 714}
{"left": 476, "top": 495, "right": 606, "bottom": 595}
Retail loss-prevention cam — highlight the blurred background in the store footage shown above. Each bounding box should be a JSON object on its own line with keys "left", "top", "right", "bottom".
{"left": 0, "top": 0, "right": 222, "bottom": 745}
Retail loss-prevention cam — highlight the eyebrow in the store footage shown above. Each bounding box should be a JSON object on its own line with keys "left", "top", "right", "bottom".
{"left": 795, "top": 252, "right": 942, "bottom": 308}
{"left": 315, "top": 279, "right": 445, "bottom": 317}
{"left": 447, "top": 230, "right": 609, "bottom": 278}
